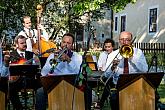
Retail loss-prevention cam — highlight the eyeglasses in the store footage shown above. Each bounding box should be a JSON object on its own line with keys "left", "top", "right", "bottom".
{"left": 119, "top": 38, "right": 131, "bottom": 42}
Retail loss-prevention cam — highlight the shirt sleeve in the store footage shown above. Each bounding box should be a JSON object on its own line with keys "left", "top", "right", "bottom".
{"left": 67, "top": 52, "right": 82, "bottom": 74}
{"left": 41, "top": 53, "right": 54, "bottom": 76}
{"left": 1, "top": 65, "right": 9, "bottom": 77}
{"left": 129, "top": 48, "right": 148, "bottom": 72}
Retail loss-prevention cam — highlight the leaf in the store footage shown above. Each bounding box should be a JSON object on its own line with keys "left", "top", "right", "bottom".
{"left": 86, "top": 66, "right": 93, "bottom": 75}
{"left": 79, "top": 73, "right": 84, "bottom": 79}
{"left": 79, "top": 80, "right": 83, "bottom": 86}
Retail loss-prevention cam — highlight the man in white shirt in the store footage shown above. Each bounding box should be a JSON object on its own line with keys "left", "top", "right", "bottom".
{"left": 105, "top": 31, "right": 148, "bottom": 77}
{"left": 97, "top": 38, "right": 115, "bottom": 71}
{"left": 41, "top": 33, "right": 82, "bottom": 76}
{"left": 35, "top": 33, "right": 82, "bottom": 110}
{"left": 100, "top": 31, "right": 148, "bottom": 109}
{"left": 18, "top": 16, "right": 49, "bottom": 54}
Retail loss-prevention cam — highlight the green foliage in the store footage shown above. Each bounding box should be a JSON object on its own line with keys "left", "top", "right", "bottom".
{"left": 0, "top": 0, "right": 137, "bottom": 37}
{"left": 78, "top": 63, "right": 93, "bottom": 87}
{"left": 144, "top": 53, "right": 165, "bottom": 67}
{"left": 158, "top": 84, "right": 165, "bottom": 104}
{"left": 72, "top": 0, "right": 105, "bottom": 15}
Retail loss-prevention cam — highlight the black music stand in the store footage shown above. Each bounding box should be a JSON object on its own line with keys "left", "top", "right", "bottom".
{"left": 9, "top": 65, "right": 40, "bottom": 76}
{"left": 9, "top": 65, "right": 40, "bottom": 109}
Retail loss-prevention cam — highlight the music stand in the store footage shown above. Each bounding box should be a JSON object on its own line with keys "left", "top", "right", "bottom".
{"left": 116, "top": 72, "right": 164, "bottom": 110}
{"left": 9, "top": 65, "right": 40, "bottom": 76}
{"left": 40, "top": 74, "right": 77, "bottom": 93}
{"left": 9, "top": 65, "right": 40, "bottom": 109}
{"left": 116, "top": 72, "right": 164, "bottom": 91}
{"left": 40, "top": 74, "right": 85, "bottom": 110}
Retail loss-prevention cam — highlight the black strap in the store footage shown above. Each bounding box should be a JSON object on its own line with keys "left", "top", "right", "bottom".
{"left": 23, "top": 29, "right": 36, "bottom": 38}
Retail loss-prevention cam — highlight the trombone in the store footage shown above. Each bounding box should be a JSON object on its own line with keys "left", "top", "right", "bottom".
{"left": 100, "top": 44, "right": 134, "bottom": 85}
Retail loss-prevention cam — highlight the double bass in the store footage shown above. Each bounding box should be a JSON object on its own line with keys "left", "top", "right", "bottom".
{"left": 33, "top": 4, "right": 57, "bottom": 57}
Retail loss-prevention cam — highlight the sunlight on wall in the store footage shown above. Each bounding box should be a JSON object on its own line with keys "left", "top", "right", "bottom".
{"left": 138, "top": 32, "right": 147, "bottom": 42}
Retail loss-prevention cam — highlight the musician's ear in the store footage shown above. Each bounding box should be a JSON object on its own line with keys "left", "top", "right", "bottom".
{"left": 16, "top": 44, "right": 18, "bottom": 48}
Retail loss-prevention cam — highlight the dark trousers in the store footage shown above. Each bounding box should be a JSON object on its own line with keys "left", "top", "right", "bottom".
{"left": 35, "top": 87, "right": 47, "bottom": 110}
{"left": 100, "top": 77, "right": 115, "bottom": 109}
{"left": 9, "top": 77, "right": 39, "bottom": 110}
{"left": 9, "top": 79, "right": 24, "bottom": 110}
{"left": 84, "top": 85, "right": 92, "bottom": 110}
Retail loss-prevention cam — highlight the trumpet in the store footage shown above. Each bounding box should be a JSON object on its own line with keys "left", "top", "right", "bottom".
{"left": 49, "top": 47, "right": 68, "bottom": 66}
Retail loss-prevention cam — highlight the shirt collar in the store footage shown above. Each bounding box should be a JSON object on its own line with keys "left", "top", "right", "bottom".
{"left": 17, "top": 49, "right": 25, "bottom": 55}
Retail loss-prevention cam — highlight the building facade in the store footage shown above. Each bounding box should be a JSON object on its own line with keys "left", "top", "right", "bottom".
{"left": 113, "top": 0, "right": 165, "bottom": 43}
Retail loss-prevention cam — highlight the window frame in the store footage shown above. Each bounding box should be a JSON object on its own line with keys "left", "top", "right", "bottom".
{"left": 120, "top": 14, "right": 127, "bottom": 32}
{"left": 114, "top": 15, "right": 118, "bottom": 33}
{"left": 148, "top": 6, "right": 158, "bottom": 35}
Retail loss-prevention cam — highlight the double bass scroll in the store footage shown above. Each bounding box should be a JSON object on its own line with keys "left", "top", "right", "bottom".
{"left": 36, "top": 4, "right": 43, "bottom": 54}
{"left": 33, "top": 4, "right": 57, "bottom": 57}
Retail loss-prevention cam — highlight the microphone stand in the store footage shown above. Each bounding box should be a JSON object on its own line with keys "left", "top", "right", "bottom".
{"left": 148, "top": 52, "right": 157, "bottom": 72}
{"left": 72, "top": 29, "right": 93, "bottom": 110}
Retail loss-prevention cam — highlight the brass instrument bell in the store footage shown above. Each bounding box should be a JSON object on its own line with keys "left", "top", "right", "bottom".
{"left": 119, "top": 44, "right": 134, "bottom": 58}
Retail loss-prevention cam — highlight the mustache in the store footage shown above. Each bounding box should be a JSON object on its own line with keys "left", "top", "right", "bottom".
{"left": 23, "top": 45, "right": 27, "bottom": 48}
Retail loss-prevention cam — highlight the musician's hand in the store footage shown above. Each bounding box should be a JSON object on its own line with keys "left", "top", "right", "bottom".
{"left": 33, "top": 49, "right": 40, "bottom": 55}
{"left": 37, "top": 24, "right": 45, "bottom": 31}
{"left": 111, "top": 59, "right": 120, "bottom": 71}
{"left": 61, "top": 53, "right": 71, "bottom": 63}
{"left": 4, "top": 54, "right": 10, "bottom": 67}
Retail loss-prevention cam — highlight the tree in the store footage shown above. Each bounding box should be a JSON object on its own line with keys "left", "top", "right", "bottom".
{"left": 0, "top": 0, "right": 136, "bottom": 40}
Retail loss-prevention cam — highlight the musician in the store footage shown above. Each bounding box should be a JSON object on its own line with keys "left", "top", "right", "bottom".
{"left": 35, "top": 33, "right": 82, "bottom": 110}
{"left": 18, "top": 16, "right": 49, "bottom": 54}
{"left": 97, "top": 38, "right": 115, "bottom": 71}
{"left": 100, "top": 31, "right": 148, "bottom": 110}
{"left": 9, "top": 35, "right": 40, "bottom": 110}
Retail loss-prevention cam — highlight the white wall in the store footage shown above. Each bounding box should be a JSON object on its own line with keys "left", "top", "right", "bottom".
{"left": 113, "top": 0, "right": 165, "bottom": 43}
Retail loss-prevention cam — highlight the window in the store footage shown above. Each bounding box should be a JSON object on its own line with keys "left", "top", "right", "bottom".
{"left": 114, "top": 16, "right": 118, "bottom": 32}
{"left": 121, "top": 15, "right": 126, "bottom": 32}
{"left": 149, "top": 8, "right": 157, "bottom": 33}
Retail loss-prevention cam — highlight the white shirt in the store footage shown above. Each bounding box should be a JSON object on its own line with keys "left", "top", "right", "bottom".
{"left": 18, "top": 27, "right": 49, "bottom": 52}
{"left": 97, "top": 51, "right": 110, "bottom": 71}
{"left": 0, "top": 48, "right": 9, "bottom": 77}
{"left": 17, "top": 49, "right": 25, "bottom": 58}
{"left": 41, "top": 51, "right": 82, "bottom": 76}
{"left": 105, "top": 47, "right": 148, "bottom": 78}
